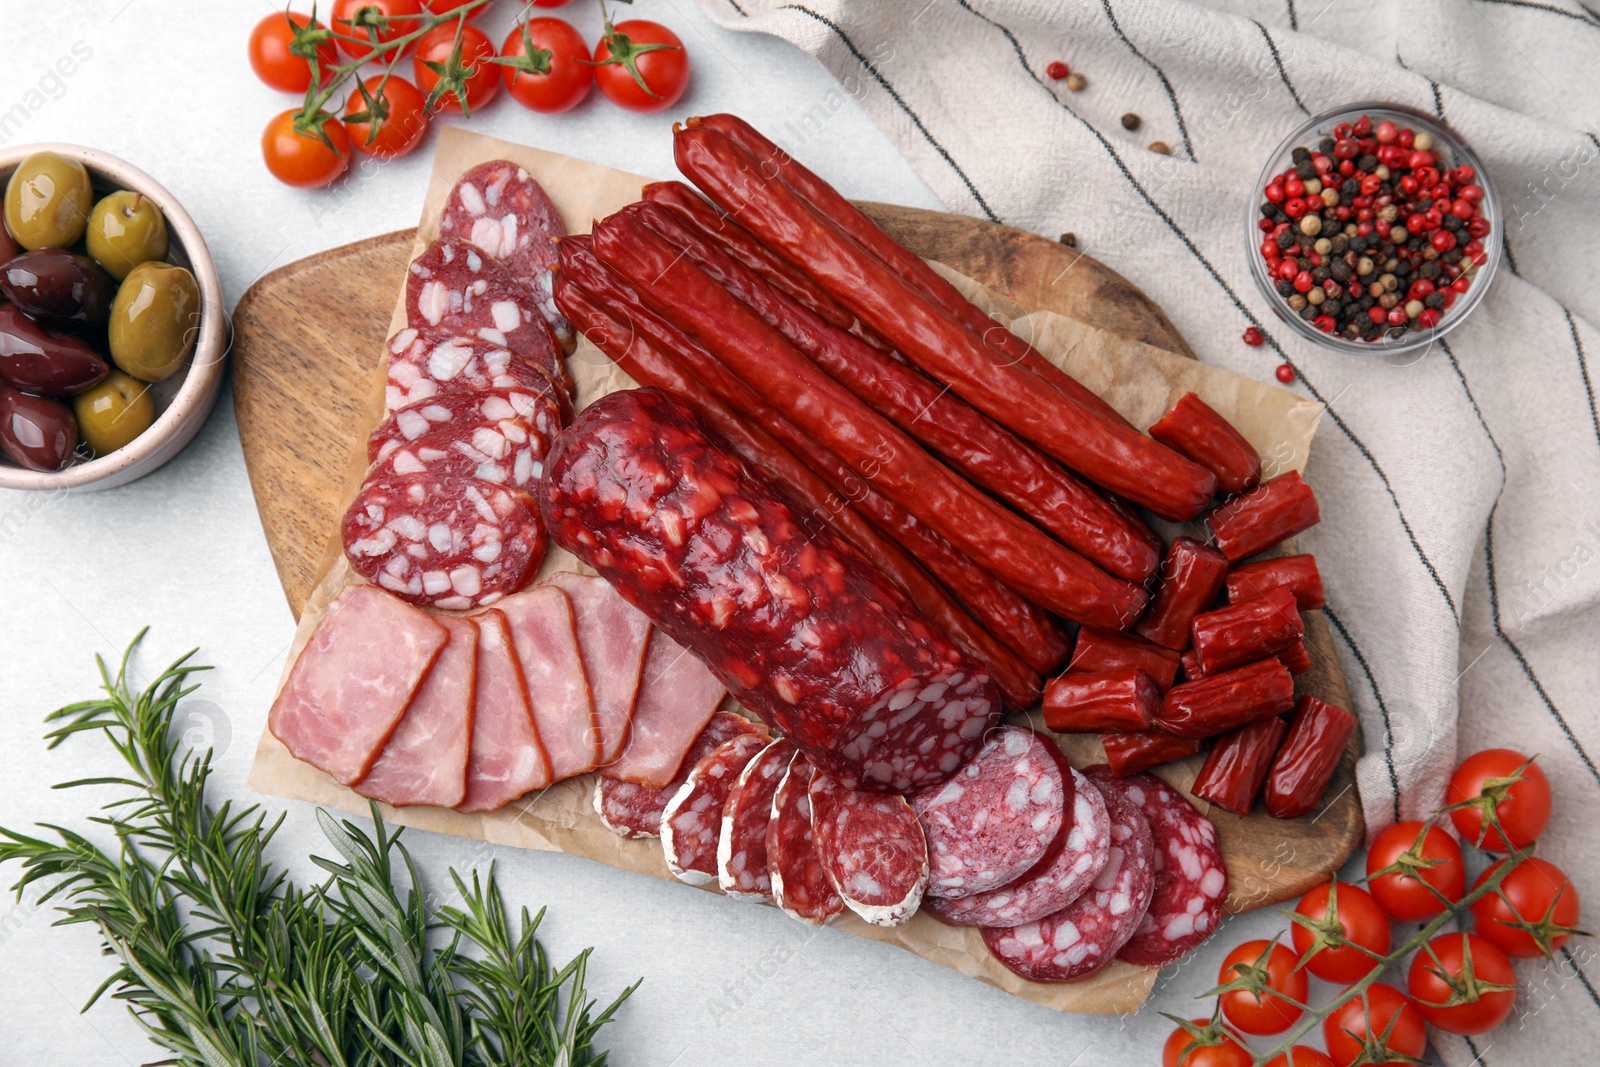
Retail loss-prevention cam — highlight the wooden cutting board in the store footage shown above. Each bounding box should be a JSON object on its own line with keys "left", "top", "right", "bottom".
{"left": 232, "top": 204, "right": 1362, "bottom": 919}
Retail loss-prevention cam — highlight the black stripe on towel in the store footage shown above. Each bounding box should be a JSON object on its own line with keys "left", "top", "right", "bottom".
{"left": 1324, "top": 605, "right": 1403, "bottom": 823}
{"left": 1252, "top": 21, "right": 1310, "bottom": 115}
{"left": 1570, "top": 307, "right": 1600, "bottom": 453}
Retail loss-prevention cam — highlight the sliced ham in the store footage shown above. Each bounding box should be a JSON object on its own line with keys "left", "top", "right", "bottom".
{"left": 459, "top": 608, "right": 553, "bottom": 812}
{"left": 269, "top": 585, "right": 447, "bottom": 785}
{"left": 495, "top": 585, "right": 598, "bottom": 781}
{"left": 594, "top": 711, "right": 766, "bottom": 839}
{"left": 355, "top": 615, "right": 478, "bottom": 808}
{"left": 544, "top": 572, "right": 652, "bottom": 768}
{"left": 599, "top": 631, "right": 727, "bottom": 788}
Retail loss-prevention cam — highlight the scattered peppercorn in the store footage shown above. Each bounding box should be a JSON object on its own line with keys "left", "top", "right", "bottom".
{"left": 1121, "top": 113, "right": 1141, "bottom": 131}
{"left": 1276, "top": 363, "right": 1296, "bottom": 383}
{"left": 1066, "top": 73, "right": 1087, "bottom": 91}
{"left": 1047, "top": 61, "right": 1070, "bottom": 80}
{"left": 1058, "top": 232, "right": 1077, "bottom": 247}
{"left": 1150, "top": 141, "right": 1171, "bottom": 155}
{"left": 1243, "top": 326, "right": 1264, "bottom": 346}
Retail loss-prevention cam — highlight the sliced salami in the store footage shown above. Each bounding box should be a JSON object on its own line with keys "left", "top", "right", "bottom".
{"left": 438, "top": 160, "right": 571, "bottom": 348}
{"left": 601, "top": 630, "right": 727, "bottom": 788}
{"left": 368, "top": 389, "right": 568, "bottom": 465}
{"left": 372, "top": 418, "right": 551, "bottom": 493}
{"left": 925, "top": 767, "right": 1110, "bottom": 928}
{"left": 766, "top": 757, "right": 845, "bottom": 926}
{"left": 660, "top": 732, "right": 772, "bottom": 884}
{"left": 342, "top": 473, "right": 545, "bottom": 610}
{"left": 384, "top": 327, "right": 567, "bottom": 414}
{"left": 594, "top": 711, "right": 765, "bottom": 839}
{"left": 716, "top": 737, "right": 796, "bottom": 900}
{"left": 458, "top": 608, "right": 553, "bottom": 813}
{"left": 406, "top": 237, "right": 570, "bottom": 393}
{"left": 982, "top": 773, "right": 1155, "bottom": 983}
{"left": 809, "top": 772, "right": 928, "bottom": 927}
{"left": 913, "top": 727, "right": 1069, "bottom": 899}
{"left": 1089, "top": 766, "right": 1229, "bottom": 967}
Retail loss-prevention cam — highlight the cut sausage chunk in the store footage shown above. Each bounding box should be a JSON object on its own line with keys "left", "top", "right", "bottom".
{"left": 717, "top": 737, "right": 796, "bottom": 899}
{"left": 661, "top": 733, "right": 772, "bottom": 884}
{"left": 767, "top": 757, "right": 845, "bottom": 926}
{"left": 384, "top": 328, "right": 566, "bottom": 414}
{"left": 372, "top": 417, "right": 551, "bottom": 493}
{"left": 459, "top": 608, "right": 553, "bottom": 812}
{"left": 809, "top": 772, "right": 928, "bottom": 927}
{"left": 982, "top": 772, "right": 1155, "bottom": 983}
{"left": 914, "top": 727, "right": 1069, "bottom": 899}
{"left": 926, "top": 767, "right": 1110, "bottom": 929}
{"left": 269, "top": 585, "right": 448, "bottom": 785}
{"left": 355, "top": 615, "right": 478, "bottom": 808}
{"left": 601, "top": 630, "right": 727, "bottom": 788}
{"left": 594, "top": 711, "right": 765, "bottom": 839}
{"left": 544, "top": 572, "right": 653, "bottom": 769}
{"left": 1091, "top": 766, "right": 1228, "bottom": 967}
{"left": 494, "top": 585, "right": 597, "bottom": 782}
{"left": 368, "top": 388, "right": 568, "bottom": 465}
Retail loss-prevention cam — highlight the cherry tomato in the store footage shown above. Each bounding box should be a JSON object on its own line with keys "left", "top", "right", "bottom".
{"left": 1446, "top": 748, "right": 1552, "bottom": 852}
{"left": 1321, "top": 983, "right": 1426, "bottom": 1067}
{"left": 593, "top": 19, "right": 689, "bottom": 113}
{"left": 1470, "top": 856, "right": 1581, "bottom": 958}
{"left": 1291, "top": 880, "right": 1393, "bottom": 983}
{"left": 342, "top": 75, "right": 428, "bottom": 159}
{"left": 1406, "top": 932, "right": 1517, "bottom": 1035}
{"left": 248, "top": 12, "right": 339, "bottom": 93}
{"left": 1161, "top": 1019, "right": 1252, "bottom": 1067}
{"left": 500, "top": 18, "right": 593, "bottom": 114}
{"left": 333, "top": 0, "right": 425, "bottom": 61}
{"left": 262, "top": 110, "right": 350, "bottom": 188}
{"left": 1365, "top": 820, "right": 1466, "bottom": 921}
{"left": 1263, "top": 1050, "right": 1336, "bottom": 1067}
{"left": 413, "top": 21, "right": 500, "bottom": 112}
{"left": 1216, "top": 939, "right": 1307, "bottom": 1035}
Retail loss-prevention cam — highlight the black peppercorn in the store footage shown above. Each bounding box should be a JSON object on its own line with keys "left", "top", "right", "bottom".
{"left": 1263, "top": 202, "right": 1289, "bottom": 224}
{"left": 1358, "top": 153, "right": 1378, "bottom": 171}
{"left": 1296, "top": 160, "right": 1317, "bottom": 180}
{"left": 1443, "top": 213, "right": 1463, "bottom": 231}
{"left": 1325, "top": 300, "right": 1343, "bottom": 318}
{"left": 1422, "top": 260, "right": 1441, "bottom": 279}
{"left": 1277, "top": 229, "right": 1297, "bottom": 250}
{"left": 1342, "top": 178, "right": 1360, "bottom": 196}
{"left": 1312, "top": 266, "right": 1331, "bottom": 283}
{"left": 1443, "top": 248, "right": 1463, "bottom": 263}
{"left": 1121, "top": 112, "right": 1141, "bottom": 131}
{"left": 1425, "top": 291, "right": 1446, "bottom": 309}
{"left": 1300, "top": 305, "right": 1319, "bottom": 321}
{"left": 1292, "top": 147, "right": 1310, "bottom": 164}
{"left": 1349, "top": 236, "right": 1367, "bottom": 253}
{"left": 1330, "top": 234, "right": 1349, "bottom": 254}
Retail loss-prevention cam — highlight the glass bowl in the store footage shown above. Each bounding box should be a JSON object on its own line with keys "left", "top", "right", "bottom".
{"left": 1246, "top": 102, "right": 1500, "bottom": 357}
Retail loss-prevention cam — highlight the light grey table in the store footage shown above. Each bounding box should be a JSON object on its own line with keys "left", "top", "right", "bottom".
{"left": 0, "top": 3, "right": 1341, "bottom": 1064}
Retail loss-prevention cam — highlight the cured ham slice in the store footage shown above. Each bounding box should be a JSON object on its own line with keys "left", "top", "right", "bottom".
{"left": 599, "top": 631, "right": 727, "bottom": 788}
{"left": 269, "top": 585, "right": 447, "bottom": 785}
{"left": 356, "top": 615, "right": 478, "bottom": 808}
{"left": 459, "top": 608, "right": 553, "bottom": 812}
{"left": 544, "top": 572, "right": 652, "bottom": 768}
{"left": 495, "top": 585, "right": 598, "bottom": 781}
{"left": 594, "top": 711, "right": 765, "bottom": 839}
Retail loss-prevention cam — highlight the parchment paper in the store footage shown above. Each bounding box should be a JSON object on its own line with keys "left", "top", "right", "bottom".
{"left": 247, "top": 126, "right": 1325, "bottom": 1015}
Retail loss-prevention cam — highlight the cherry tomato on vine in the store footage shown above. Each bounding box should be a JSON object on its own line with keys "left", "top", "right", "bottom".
{"left": 248, "top": 12, "right": 338, "bottom": 93}
{"left": 1365, "top": 820, "right": 1466, "bottom": 921}
{"left": 1216, "top": 939, "right": 1307, "bottom": 1035}
{"left": 1470, "top": 856, "right": 1582, "bottom": 958}
{"left": 593, "top": 19, "right": 690, "bottom": 113}
{"left": 1290, "top": 880, "right": 1392, "bottom": 984}
{"left": 262, "top": 110, "right": 351, "bottom": 188}
{"left": 1445, "top": 748, "right": 1551, "bottom": 852}
{"left": 1263, "top": 1050, "right": 1336, "bottom": 1067}
{"left": 1161, "top": 1019, "right": 1251, "bottom": 1067}
{"left": 1406, "top": 932, "right": 1517, "bottom": 1035}
{"left": 342, "top": 75, "right": 428, "bottom": 159}
{"left": 1321, "top": 984, "right": 1426, "bottom": 1067}
{"left": 499, "top": 18, "right": 593, "bottom": 114}
{"left": 413, "top": 22, "right": 500, "bottom": 112}
{"left": 333, "top": 0, "right": 425, "bottom": 61}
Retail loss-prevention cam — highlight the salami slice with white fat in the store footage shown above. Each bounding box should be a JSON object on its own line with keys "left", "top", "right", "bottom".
{"left": 439, "top": 160, "right": 571, "bottom": 349}
{"left": 342, "top": 473, "right": 545, "bottom": 610}
{"left": 913, "top": 726, "right": 1068, "bottom": 899}
{"left": 981, "top": 773, "right": 1155, "bottom": 983}
{"left": 384, "top": 327, "right": 567, "bottom": 414}
{"left": 594, "top": 711, "right": 766, "bottom": 839}
{"left": 406, "top": 237, "right": 570, "bottom": 393}
{"left": 371, "top": 418, "right": 551, "bottom": 493}
{"left": 661, "top": 732, "right": 772, "bottom": 884}
{"left": 369, "top": 389, "right": 568, "bottom": 465}
{"left": 925, "top": 766, "right": 1110, "bottom": 928}
{"left": 717, "top": 737, "right": 796, "bottom": 899}
{"left": 1095, "top": 766, "right": 1228, "bottom": 967}
{"left": 809, "top": 772, "right": 928, "bottom": 927}
{"left": 766, "top": 757, "right": 845, "bottom": 926}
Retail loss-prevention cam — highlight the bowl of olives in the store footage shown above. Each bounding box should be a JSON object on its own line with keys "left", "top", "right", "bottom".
{"left": 0, "top": 143, "right": 225, "bottom": 490}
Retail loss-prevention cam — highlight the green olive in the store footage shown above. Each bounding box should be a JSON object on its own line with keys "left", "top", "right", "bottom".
{"left": 4, "top": 151, "right": 93, "bottom": 251}
{"left": 108, "top": 261, "right": 200, "bottom": 382}
{"left": 86, "top": 191, "right": 169, "bottom": 280}
{"left": 72, "top": 370, "right": 155, "bottom": 454}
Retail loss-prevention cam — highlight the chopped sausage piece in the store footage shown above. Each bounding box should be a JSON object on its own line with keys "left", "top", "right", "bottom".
{"left": 594, "top": 712, "right": 764, "bottom": 839}
{"left": 1148, "top": 393, "right": 1262, "bottom": 496}
{"left": 1278, "top": 639, "right": 1312, "bottom": 675}
{"left": 494, "top": 585, "right": 598, "bottom": 782}
{"left": 1190, "top": 716, "right": 1288, "bottom": 817}
{"left": 1207, "top": 471, "right": 1320, "bottom": 562}
{"left": 269, "top": 585, "right": 448, "bottom": 785}
{"left": 1099, "top": 730, "right": 1204, "bottom": 778}
{"left": 661, "top": 733, "right": 772, "bottom": 884}
{"left": 1042, "top": 670, "right": 1161, "bottom": 733}
{"left": 1189, "top": 586, "right": 1305, "bottom": 676}
{"left": 1263, "top": 695, "right": 1358, "bottom": 819}
{"left": 368, "top": 388, "right": 568, "bottom": 465}
{"left": 1135, "top": 537, "right": 1230, "bottom": 650}
{"left": 384, "top": 328, "right": 566, "bottom": 414}
{"left": 1068, "top": 627, "right": 1181, "bottom": 691}
{"left": 544, "top": 572, "right": 653, "bottom": 769}
{"left": 601, "top": 631, "right": 727, "bottom": 788}
{"left": 356, "top": 615, "right": 478, "bottom": 808}
{"left": 372, "top": 418, "right": 551, "bottom": 493}
{"left": 767, "top": 757, "right": 845, "bottom": 925}
{"left": 717, "top": 738, "right": 796, "bottom": 900}
{"left": 1225, "top": 554, "right": 1326, "bottom": 611}
{"left": 809, "top": 771, "right": 929, "bottom": 927}
{"left": 1158, "top": 658, "right": 1297, "bottom": 740}
{"left": 459, "top": 608, "right": 553, "bottom": 813}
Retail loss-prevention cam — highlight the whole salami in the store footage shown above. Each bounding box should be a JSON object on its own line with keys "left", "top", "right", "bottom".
{"left": 384, "top": 327, "right": 566, "bottom": 414}
{"left": 341, "top": 473, "right": 545, "bottom": 609}
{"left": 540, "top": 387, "right": 999, "bottom": 794}
{"left": 660, "top": 732, "right": 772, "bottom": 885}
{"left": 914, "top": 727, "right": 1068, "bottom": 899}
{"left": 594, "top": 711, "right": 765, "bottom": 840}
{"left": 1088, "top": 766, "right": 1229, "bottom": 967}
{"left": 717, "top": 737, "right": 796, "bottom": 899}
{"left": 809, "top": 771, "right": 929, "bottom": 927}
{"left": 766, "top": 757, "right": 845, "bottom": 925}
{"left": 368, "top": 388, "right": 568, "bottom": 464}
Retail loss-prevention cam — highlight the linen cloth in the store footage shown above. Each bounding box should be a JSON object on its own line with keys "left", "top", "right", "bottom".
{"left": 695, "top": 1, "right": 1600, "bottom": 1062}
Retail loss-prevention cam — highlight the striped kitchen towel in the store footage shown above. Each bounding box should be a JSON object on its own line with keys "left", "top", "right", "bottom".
{"left": 696, "top": 0, "right": 1600, "bottom": 1062}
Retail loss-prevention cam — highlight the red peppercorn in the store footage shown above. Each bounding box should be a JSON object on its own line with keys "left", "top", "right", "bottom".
{"left": 1265, "top": 182, "right": 1285, "bottom": 204}
{"left": 1277, "top": 258, "right": 1299, "bottom": 280}
{"left": 1356, "top": 208, "right": 1375, "bottom": 222}
{"left": 1454, "top": 165, "right": 1477, "bottom": 184}
{"left": 1450, "top": 198, "right": 1475, "bottom": 219}
{"left": 1424, "top": 208, "right": 1444, "bottom": 230}
{"left": 1469, "top": 247, "right": 1489, "bottom": 266}
{"left": 1284, "top": 198, "right": 1307, "bottom": 219}
{"left": 1335, "top": 122, "right": 1354, "bottom": 138}
{"left": 1354, "top": 115, "right": 1373, "bottom": 137}
{"left": 1313, "top": 153, "right": 1332, "bottom": 172}
{"left": 1293, "top": 270, "right": 1314, "bottom": 293}
{"left": 1405, "top": 213, "right": 1428, "bottom": 234}
{"left": 1410, "top": 279, "right": 1436, "bottom": 299}
{"left": 1339, "top": 159, "right": 1355, "bottom": 177}
{"left": 1314, "top": 314, "right": 1336, "bottom": 333}
{"left": 1369, "top": 306, "right": 1389, "bottom": 324}
{"left": 1419, "top": 307, "right": 1443, "bottom": 328}
{"left": 1467, "top": 216, "right": 1491, "bottom": 238}
{"left": 1258, "top": 217, "right": 1274, "bottom": 233}
{"left": 1376, "top": 120, "right": 1399, "bottom": 143}
{"left": 1460, "top": 184, "right": 1484, "bottom": 203}
{"left": 1284, "top": 175, "right": 1305, "bottom": 198}
{"left": 1452, "top": 276, "right": 1471, "bottom": 293}
{"left": 1415, "top": 166, "right": 1440, "bottom": 189}
{"left": 1335, "top": 205, "right": 1352, "bottom": 221}
{"left": 1398, "top": 127, "right": 1415, "bottom": 149}
{"left": 1357, "top": 221, "right": 1375, "bottom": 236}
{"left": 1276, "top": 363, "right": 1296, "bottom": 383}
{"left": 1431, "top": 229, "right": 1458, "bottom": 252}
{"left": 1360, "top": 175, "right": 1383, "bottom": 196}
{"left": 1443, "top": 288, "right": 1459, "bottom": 307}
{"left": 1047, "top": 61, "right": 1070, "bottom": 80}
{"left": 1243, "top": 326, "right": 1265, "bottom": 346}
{"left": 1334, "top": 138, "right": 1358, "bottom": 160}
{"left": 1398, "top": 175, "right": 1419, "bottom": 196}
{"left": 1387, "top": 307, "right": 1409, "bottom": 327}
{"left": 1261, "top": 240, "right": 1279, "bottom": 260}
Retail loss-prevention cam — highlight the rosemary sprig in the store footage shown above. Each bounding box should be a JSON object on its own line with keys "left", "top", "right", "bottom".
{"left": 0, "top": 630, "right": 635, "bottom": 1066}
